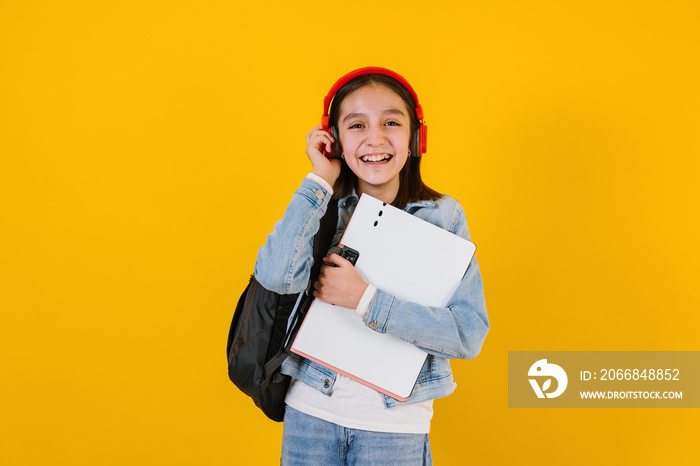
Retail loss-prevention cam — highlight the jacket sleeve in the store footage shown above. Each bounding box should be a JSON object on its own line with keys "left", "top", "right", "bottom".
{"left": 253, "top": 177, "right": 332, "bottom": 294}
{"left": 361, "top": 201, "right": 489, "bottom": 360}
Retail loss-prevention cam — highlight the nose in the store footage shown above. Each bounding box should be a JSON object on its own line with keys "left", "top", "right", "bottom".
{"left": 365, "top": 123, "right": 387, "bottom": 147}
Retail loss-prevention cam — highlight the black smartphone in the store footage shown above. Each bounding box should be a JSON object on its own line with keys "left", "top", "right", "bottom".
{"left": 326, "top": 246, "right": 360, "bottom": 267}
{"left": 339, "top": 246, "right": 359, "bottom": 266}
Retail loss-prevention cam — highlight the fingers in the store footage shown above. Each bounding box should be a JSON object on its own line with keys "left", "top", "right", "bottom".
{"left": 313, "top": 257, "right": 367, "bottom": 308}
{"left": 324, "top": 253, "right": 350, "bottom": 268}
{"left": 312, "top": 134, "right": 334, "bottom": 157}
{"left": 314, "top": 260, "right": 336, "bottom": 300}
{"left": 305, "top": 125, "right": 323, "bottom": 144}
{"left": 306, "top": 126, "right": 342, "bottom": 186}
{"left": 313, "top": 278, "right": 330, "bottom": 302}
{"left": 306, "top": 126, "right": 335, "bottom": 153}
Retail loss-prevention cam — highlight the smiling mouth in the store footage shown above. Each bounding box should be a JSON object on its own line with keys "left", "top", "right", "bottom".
{"left": 360, "top": 154, "right": 393, "bottom": 163}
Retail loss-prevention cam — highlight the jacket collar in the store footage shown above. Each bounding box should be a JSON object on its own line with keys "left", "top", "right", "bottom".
{"left": 405, "top": 199, "right": 435, "bottom": 209}
{"left": 338, "top": 190, "right": 435, "bottom": 211}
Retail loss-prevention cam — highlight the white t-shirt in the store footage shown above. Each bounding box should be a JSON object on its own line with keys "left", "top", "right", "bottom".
{"left": 285, "top": 375, "right": 433, "bottom": 434}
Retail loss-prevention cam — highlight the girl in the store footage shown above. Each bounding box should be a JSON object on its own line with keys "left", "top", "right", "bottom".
{"left": 254, "top": 67, "right": 489, "bottom": 465}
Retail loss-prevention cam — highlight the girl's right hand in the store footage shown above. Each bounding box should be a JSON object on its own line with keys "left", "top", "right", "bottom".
{"left": 306, "top": 125, "right": 342, "bottom": 186}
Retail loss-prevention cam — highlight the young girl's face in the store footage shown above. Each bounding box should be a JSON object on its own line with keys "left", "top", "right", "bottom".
{"left": 337, "top": 84, "right": 412, "bottom": 199}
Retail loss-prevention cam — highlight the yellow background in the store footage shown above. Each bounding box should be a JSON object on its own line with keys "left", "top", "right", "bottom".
{"left": 1, "top": 1, "right": 698, "bottom": 464}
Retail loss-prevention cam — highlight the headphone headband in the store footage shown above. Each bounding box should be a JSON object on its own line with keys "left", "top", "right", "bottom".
{"left": 321, "top": 67, "right": 427, "bottom": 156}
{"left": 322, "top": 67, "right": 424, "bottom": 125}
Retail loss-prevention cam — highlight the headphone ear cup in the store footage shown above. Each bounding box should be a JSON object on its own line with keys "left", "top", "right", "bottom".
{"left": 418, "top": 122, "right": 427, "bottom": 155}
{"left": 330, "top": 126, "right": 342, "bottom": 160}
{"left": 413, "top": 127, "right": 421, "bottom": 157}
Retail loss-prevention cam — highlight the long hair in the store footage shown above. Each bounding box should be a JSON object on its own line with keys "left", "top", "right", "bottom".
{"left": 328, "top": 74, "right": 442, "bottom": 209}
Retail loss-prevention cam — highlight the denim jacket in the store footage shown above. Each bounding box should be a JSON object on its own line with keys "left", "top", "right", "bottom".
{"left": 254, "top": 177, "right": 489, "bottom": 408}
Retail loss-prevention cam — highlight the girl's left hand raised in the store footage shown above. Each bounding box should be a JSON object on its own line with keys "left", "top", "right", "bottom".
{"left": 313, "top": 253, "right": 368, "bottom": 309}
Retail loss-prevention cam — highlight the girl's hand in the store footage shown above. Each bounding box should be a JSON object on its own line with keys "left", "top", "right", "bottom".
{"left": 306, "top": 125, "right": 342, "bottom": 186}
{"left": 313, "top": 253, "right": 368, "bottom": 309}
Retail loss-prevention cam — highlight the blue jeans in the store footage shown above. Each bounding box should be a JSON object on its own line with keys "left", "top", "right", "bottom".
{"left": 281, "top": 406, "right": 432, "bottom": 465}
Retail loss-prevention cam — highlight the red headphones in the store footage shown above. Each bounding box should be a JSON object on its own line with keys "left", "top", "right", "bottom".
{"left": 321, "top": 67, "right": 428, "bottom": 157}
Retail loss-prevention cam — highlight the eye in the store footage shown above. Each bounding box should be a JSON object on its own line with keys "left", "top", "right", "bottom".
{"left": 385, "top": 121, "right": 400, "bottom": 126}
{"left": 348, "top": 123, "right": 364, "bottom": 129}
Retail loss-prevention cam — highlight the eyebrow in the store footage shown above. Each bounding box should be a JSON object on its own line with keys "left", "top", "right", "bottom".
{"left": 342, "top": 108, "right": 406, "bottom": 123}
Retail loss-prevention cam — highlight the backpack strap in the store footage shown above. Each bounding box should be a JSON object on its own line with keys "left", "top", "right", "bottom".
{"left": 260, "top": 199, "right": 339, "bottom": 392}
{"left": 308, "top": 199, "right": 338, "bottom": 291}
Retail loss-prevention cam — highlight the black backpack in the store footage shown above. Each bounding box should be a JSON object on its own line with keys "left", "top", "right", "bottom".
{"left": 226, "top": 200, "right": 338, "bottom": 422}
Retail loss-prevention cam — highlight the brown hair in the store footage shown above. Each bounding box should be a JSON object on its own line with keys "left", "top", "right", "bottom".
{"left": 328, "top": 74, "right": 443, "bottom": 209}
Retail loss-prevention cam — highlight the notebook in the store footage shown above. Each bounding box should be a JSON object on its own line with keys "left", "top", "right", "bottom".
{"left": 291, "top": 194, "right": 476, "bottom": 400}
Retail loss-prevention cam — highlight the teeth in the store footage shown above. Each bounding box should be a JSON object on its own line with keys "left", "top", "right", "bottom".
{"left": 362, "top": 154, "right": 391, "bottom": 162}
